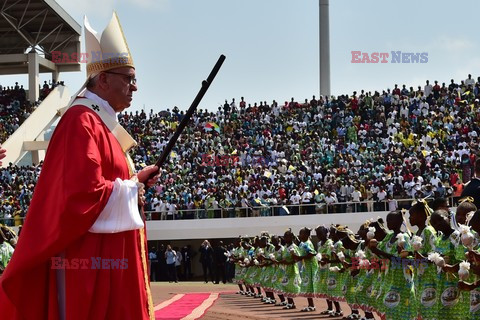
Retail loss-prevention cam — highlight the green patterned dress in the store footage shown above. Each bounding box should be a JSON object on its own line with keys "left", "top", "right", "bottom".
{"left": 243, "top": 247, "right": 256, "bottom": 286}
{"left": 261, "top": 244, "right": 276, "bottom": 291}
{"left": 380, "top": 232, "right": 416, "bottom": 320}
{"left": 315, "top": 239, "right": 333, "bottom": 299}
{"left": 251, "top": 247, "right": 264, "bottom": 287}
{"left": 298, "top": 240, "right": 318, "bottom": 298}
{"left": 329, "top": 240, "right": 348, "bottom": 302}
{"left": 344, "top": 241, "right": 363, "bottom": 309}
{"left": 354, "top": 245, "right": 373, "bottom": 311}
{"left": 413, "top": 226, "right": 437, "bottom": 320}
{"left": 435, "top": 231, "right": 466, "bottom": 319}
{"left": 233, "top": 246, "right": 246, "bottom": 284}
{"left": 272, "top": 245, "right": 285, "bottom": 295}
{"left": 279, "top": 244, "right": 301, "bottom": 298}
{"left": 368, "top": 232, "right": 393, "bottom": 315}
{"left": 466, "top": 231, "right": 480, "bottom": 320}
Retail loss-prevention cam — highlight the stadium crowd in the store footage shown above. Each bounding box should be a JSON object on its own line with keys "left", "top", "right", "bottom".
{"left": 0, "top": 80, "right": 60, "bottom": 143}
{"left": 1, "top": 75, "right": 480, "bottom": 223}
{"left": 0, "top": 81, "right": 59, "bottom": 225}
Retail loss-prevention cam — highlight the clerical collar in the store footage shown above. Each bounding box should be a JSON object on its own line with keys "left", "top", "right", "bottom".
{"left": 83, "top": 90, "right": 118, "bottom": 122}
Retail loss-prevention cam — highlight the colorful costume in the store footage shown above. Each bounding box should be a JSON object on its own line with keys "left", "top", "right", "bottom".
{"left": 279, "top": 244, "right": 301, "bottom": 297}
{"left": 315, "top": 239, "right": 333, "bottom": 298}
{"left": 329, "top": 240, "right": 347, "bottom": 302}
{"left": 261, "top": 243, "right": 276, "bottom": 292}
{"left": 233, "top": 246, "right": 246, "bottom": 285}
{"left": 413, "top": 226, "right": 438, "bottom": 320}
{"left": 272, "top": 245, "right": 285, "bottom": 295}
{"left": 344, "top": 241, "right": 363, "bottom": 310}
{"left": 435, "top": 231, "right": 465, "bottom": 318}
{"left": 380, "top": 232, "right": 416, "bottom": 320}
{"left": 298, "top": 239, "right": 318, "bottom": 298}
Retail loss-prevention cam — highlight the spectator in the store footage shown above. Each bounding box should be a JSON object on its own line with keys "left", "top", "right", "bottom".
{"left": 174, "top": 247, "right": 182, "bottom": 280}
{"left": 165, "top": 245, "right": 177, "bottom": 283}
{"left": 182, "top": 246, "right": 193, "bottom": 280}
{"left": 149, "top": 247, "right": 158, "bottom": 281}
{"left": 351, "top": 185, "right": 362, "bottom": 212}
{"left": 199, "top": 240, "right": 213, "bottom": 283}
{"left": 213, "top": 241, "right": 227, "bottom": 284}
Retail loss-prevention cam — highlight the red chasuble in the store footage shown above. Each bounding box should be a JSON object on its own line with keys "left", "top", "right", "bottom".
{"left": 0, "top": 105, "right": 152, "bottom": 319}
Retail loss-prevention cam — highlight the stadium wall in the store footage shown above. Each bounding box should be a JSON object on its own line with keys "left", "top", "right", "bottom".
{"left": 146, "top": 211, "right": 391, "bottom": 241}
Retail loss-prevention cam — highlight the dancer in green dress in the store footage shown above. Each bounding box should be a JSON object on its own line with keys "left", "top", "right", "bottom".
{"left": 369, "top": 211, "right": 416, "bottom": 320}
{"left": 458, "top": 209, "right": 480, "bottom": 320}
{"left": 292, "top": 227, "right": 318, "bottom": 312}
{"left": 321, "top": 225, "right": 350, "bottom": 317}
{"left": 232, "top": 237, "right": 247, "bottom": 295}
{"left": 237, "top": 239, "right": 250, "bottom": 293}
{"left": 269, "top": 235, "right": 287, "bottom": 306}
{"left": 278, "top": 228, "right": 301, "bottom": 309}
{"left": 409, "top": 201, "right": 438, "bottom": 320}
{"left": 250, "top": 237, "right": 264, "bottom": 298}
{"left": 258, "top": 235, "right": 277, "bottom": 304}
{"left": 354, "top": 219, "right": 386, "bottom": 320}
{"left": 341, "top": 230, "right": 364, "bottom": 320}
{"left": 315, "top": 225, "right": 340, "bottom": 315}
{"left": 242, "top": 237, "right": 257, "bottom": 296}
{"left": 454, "top": 198, "right": 479, "bottom": 319}
{"left": 429, "top": 209, "right": 465, "bottom": 319}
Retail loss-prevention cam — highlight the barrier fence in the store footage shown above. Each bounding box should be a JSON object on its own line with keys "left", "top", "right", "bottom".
{"left": 0, "top": 197, "right": 458, "bottom": 226}
{"left": 143, "top": 196, "right": 458, "bottom": 221}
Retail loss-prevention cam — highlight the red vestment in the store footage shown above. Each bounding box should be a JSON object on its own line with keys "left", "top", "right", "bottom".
{"left": 0, "top": 105, "right": 152, "bottom": 319}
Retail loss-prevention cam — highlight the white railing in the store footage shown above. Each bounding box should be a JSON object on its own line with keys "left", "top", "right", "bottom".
{"left": 143, "top": 196, "right": 457, "bottom": 221}
{"left": 0, "top": 196, "right": 457, "bottom": 227}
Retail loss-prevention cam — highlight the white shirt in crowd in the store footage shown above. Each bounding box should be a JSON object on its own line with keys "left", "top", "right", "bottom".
{"left": 351, "top": 190, "right": 362, "bottom": 202}
{"left": 388, "top": 198, "right": 398, "bottom": 211}
{"left": 290, "top": 194, "right": 301, "bottom": 205}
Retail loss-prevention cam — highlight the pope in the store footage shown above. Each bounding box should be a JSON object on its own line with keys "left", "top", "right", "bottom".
{"left": 0, "top": 13, "right": 159, "bottom": 320}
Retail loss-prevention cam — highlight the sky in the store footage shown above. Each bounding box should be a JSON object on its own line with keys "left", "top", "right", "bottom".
{"left": 4, "top": 0, "right": 480, "bottom": 112}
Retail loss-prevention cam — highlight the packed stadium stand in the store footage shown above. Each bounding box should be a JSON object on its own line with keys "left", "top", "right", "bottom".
{"left": 2, "top": 75, "right": 479, "bottom": 237}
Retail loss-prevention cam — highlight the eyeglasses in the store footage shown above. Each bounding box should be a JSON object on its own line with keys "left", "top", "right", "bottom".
{"left": 104, "top": 71, "right": 137, "bottom": 85}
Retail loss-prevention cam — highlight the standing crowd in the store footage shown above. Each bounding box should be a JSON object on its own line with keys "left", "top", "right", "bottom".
{"left": 148, "top": 241, "right": 236, "bottom": 284}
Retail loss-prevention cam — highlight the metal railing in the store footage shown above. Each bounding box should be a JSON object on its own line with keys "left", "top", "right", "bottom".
{"left": 0, "top": 196, "right": 458, "bottom": 225}
{"left": 144, "top": 196, "right": 457, "bottom": 221}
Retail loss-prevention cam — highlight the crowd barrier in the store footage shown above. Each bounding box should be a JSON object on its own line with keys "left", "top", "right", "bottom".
{"left": 143, "top": 196, "right": 458, "bottom": 221}
{"left": 0, "top": 196, "right": 458, "bottom": 227}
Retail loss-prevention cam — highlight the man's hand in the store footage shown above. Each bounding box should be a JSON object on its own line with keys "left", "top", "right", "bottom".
{"left": 136, "top": 165, "right": 160, "bottom": 187}
{"left": 0, "top": 146, "right": 6, "bottom": 166}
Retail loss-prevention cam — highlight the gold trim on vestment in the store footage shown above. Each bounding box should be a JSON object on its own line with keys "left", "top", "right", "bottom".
{"left": 125, "top": 153, "right": 154, "bottom": 319}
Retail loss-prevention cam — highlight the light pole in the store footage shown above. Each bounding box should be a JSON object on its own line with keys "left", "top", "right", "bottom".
{"left": 319, "top": 0, "right": 331, "bottom": 97}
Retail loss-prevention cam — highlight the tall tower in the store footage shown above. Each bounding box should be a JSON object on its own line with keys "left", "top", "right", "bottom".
{"left": 319, "top": 0, "right": 331, "bottom": 97}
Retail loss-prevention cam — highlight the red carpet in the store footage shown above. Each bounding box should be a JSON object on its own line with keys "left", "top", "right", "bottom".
{"left": 155, "top": 293, "right": 220, "bottom": 320}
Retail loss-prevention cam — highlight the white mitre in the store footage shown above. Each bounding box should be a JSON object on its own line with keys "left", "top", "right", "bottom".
{"left": 63, "top": 12, "right": 135, "bottom": 109}
{"left": 84, "top": 12, "right": 134, "bottom": 79}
